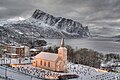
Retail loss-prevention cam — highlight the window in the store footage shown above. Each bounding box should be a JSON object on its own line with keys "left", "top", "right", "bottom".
{"left": 41, "top": 60, "right": 42, "bottom": 65}
{"left": 48, "top": 62, "right": 50, "bottom": 67}
{"left": 44, "top": 61, "right": 46, "bottom": 66}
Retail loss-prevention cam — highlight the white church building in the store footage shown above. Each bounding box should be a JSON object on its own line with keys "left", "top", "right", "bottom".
{"left": 32, "top": 38, "right": 67, "bottom": 72}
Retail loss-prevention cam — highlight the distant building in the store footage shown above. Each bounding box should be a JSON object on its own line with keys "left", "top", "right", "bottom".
{"left": 6, "top": 53, "right": 19, "bottom": 58}
{"left": 4, "top": 45, "right": 29, "bottom": 57}
{"left": 32, "top": 38, "right": 67, "bottom": 72}
{"left": 30, "top": 48, "right": 40, "bottom": 56}
{"left": 101, "top": 60, "right": 120, "bottom": 72}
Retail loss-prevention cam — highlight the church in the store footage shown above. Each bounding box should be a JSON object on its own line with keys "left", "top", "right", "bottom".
{"left": 32, "top": 38, "right": 67, "bottom": 72}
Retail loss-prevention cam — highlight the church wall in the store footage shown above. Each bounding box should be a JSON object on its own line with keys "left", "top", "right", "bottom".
{"left": 58, "top": 47, "right": 67, "bottom": 61}
{"left": 57, "top": 47, "right": 67, "bottom": 72}
{"left": 32, "top": 60, "right": 36, "bottom": 66}
{"left": 32, "top": 58, "right": 56, "bottom": 71}
{"left": 49, "top": 61, "right": 56, "bottom": 71}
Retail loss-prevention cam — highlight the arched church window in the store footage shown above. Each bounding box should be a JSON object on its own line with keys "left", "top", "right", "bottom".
{"left": 48, "top": 62, "right": 50, "bottom": 67}
{"left": 41, "top": 60, "right": 42, "bottom": 65}
{"left": 44, "top": 61, "right": 46, "bottom": 66}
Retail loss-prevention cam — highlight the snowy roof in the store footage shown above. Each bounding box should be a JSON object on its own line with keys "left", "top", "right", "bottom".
{"left": 9, "top": 54, "right": 19, "bottom": 56}
{"left": 34, "top": 52, "right": 58, "bottom": 61}
{"left": 16, "top": 46, "right": 25, "bottom": 48}
{"left": 30, "top": 48, "right": 39, "bottom": 52}
{"left": 7, "top": 45, "right": 25, "bottom": 48}
{"left": 2, "top": 49, "right": 7, "bottom": 51}
{"left": 6, "top": 53, "right": 19, "bottom": 56}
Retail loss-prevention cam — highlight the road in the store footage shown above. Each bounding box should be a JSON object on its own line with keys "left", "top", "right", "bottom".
{"left": 0, "top": 66, "right": 41, "bottom": 80}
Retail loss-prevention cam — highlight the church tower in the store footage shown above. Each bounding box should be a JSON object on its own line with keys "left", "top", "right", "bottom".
{"left": 57, "top": 37, "right": 67, "bottom": 71}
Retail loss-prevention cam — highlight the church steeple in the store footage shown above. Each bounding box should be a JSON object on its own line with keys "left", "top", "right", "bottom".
{"left": 58, "top": 36, "right": 67, "bottom": 72}
{"left": 60, "top": 37, "right": 64, "bottom": 47}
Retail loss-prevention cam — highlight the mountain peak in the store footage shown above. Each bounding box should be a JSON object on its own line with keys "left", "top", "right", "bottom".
{"left": 31, "top": 9, "right": 89, "bottom": 34}
{"left": 31, "top": 9, "right": 90, "bottom": 38}
{"left": 32, "top": 9, "right": 55, "bottom": 19}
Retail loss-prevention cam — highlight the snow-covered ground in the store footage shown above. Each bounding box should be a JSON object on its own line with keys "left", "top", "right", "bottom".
{"left": 67, "top": 63, "right": 120, "bottom": 80}
{"left": 12, "top": 62, "right": 120, "bottom": 80}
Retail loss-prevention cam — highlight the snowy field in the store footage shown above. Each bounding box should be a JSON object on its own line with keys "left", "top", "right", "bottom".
{"left": 67, "top": 63, "right": 120, "bottom": 80}
{"left": 12, "top": 62, "right": 120, "bottom": 80}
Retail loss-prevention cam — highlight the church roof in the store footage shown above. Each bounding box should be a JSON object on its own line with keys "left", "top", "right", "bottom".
{"left": 34, "top": 52, "right": 58, "bottom": 61}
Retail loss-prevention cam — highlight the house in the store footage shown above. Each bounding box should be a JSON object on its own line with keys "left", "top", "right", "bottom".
{"left": 32, "top": 38, "right": 67, "bottom": 72}
{"left": 30, "top": 48, "right": 40, "bottom": 56}
{"left": 4, "top": 45, "right": 30, "bottom": 57}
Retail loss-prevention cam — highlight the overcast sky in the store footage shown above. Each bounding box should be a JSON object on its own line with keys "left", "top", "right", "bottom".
{"left": 0, "top": 0, "right": 120, "bottom": 36}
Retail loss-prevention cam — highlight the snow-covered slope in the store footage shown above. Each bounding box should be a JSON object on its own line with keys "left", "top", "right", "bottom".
{"left": 31, "top": 9, "right": 90, "bottom": 38}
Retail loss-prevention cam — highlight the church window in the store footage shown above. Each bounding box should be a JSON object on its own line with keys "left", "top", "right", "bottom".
{"left": 44, "top": 61, "right": 46, "bottom": 66}
{"left": 36, "top": 61, "right": 37, "bottom": 66}
{"left": 48, "top": 62, "right": 50, "bottom": 67}
{"left": 41, "top": 60, "right": 42, "bottom": 65}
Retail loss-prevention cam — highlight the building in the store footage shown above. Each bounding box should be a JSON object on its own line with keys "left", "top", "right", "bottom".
{"left": 30, "top": 48, "right": 40, "bottom": 56}
{"left": 32, "top": 38, "right": 67, "bottom": 72}
{"left": 6, "top": 53, "right": 19, "bottom": 58}
{"left": 4, "top": 45, "right": 29, "bottom": 57}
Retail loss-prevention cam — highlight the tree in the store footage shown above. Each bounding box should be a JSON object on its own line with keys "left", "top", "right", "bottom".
{"left": 0, "top": 30, "right": 2, "bottom": 42}
{"left": 0, "top": 46, "right": 3, "bottom": 58}
{"left": 105, "top": 53, "right": 120, "bottom": 61}
{"left": 66, "top": 45, "right": 74, "bottom": 62}
{"left": 73, "top": 48, "right": 103, "bottom": 68}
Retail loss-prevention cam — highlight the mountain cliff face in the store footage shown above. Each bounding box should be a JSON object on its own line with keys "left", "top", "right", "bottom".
{"left": 0, "top": 9, "right": 90, "bottom": 44}
{"left": 31, "top": 9, "right": 90, "bottom": 38}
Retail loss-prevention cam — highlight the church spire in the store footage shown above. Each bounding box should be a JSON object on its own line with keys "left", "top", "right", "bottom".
{"left": 60, "top": 37, "right": 64, "bottom": 47}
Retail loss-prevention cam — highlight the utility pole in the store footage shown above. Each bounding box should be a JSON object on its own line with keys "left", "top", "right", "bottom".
{"left": 32, "top": 29, "right": 34, "bottom": 47}
{"left": 5, "top": 59, "right": 7, "bottom": 80}
{"left": 19, "top": 49, "right": 22, "bottom": 64}
{"left": 0, "top": 30, "right": 2, "bottom": 43}
{"left": 30, "top": 28, "right": 34, "bottom": 63}
{"left": 31, "top": 76, "right": 32, "bottom": 80}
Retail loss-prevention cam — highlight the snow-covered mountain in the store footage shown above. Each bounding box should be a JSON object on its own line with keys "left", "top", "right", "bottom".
{"left": 31, "top": 9, "right": 90, "bottom": 38}
{"left": 0, "top": 9, "right": 90, "bottom": 44}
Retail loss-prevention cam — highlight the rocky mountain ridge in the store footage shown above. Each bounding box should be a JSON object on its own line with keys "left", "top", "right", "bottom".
{"left": 32, "top": 9, "right": 90, "bottom": 38}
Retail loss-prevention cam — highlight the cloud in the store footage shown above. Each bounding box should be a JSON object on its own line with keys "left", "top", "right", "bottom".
{"left": 0, "top": 7, "right": 7, "bottom": 11}
{"left": 91, "top": 27, "right": 120, "bottom": 37}
{"left": 0, "top": 0, "right": 35, "bottom": 19}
